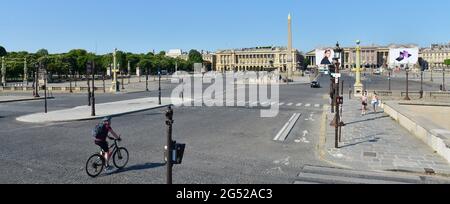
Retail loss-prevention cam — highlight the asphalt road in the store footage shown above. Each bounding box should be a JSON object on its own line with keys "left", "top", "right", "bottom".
{"left": 0, "top": 75, "right": 331, "bottom": 184}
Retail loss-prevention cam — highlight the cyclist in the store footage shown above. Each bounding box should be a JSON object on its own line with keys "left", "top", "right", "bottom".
{"left": 94, "top": 116, "right": 121, "bottom": 172}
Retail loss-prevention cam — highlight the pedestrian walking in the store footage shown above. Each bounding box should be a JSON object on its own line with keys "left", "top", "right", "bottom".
{"left": 361, "top": 91, "right": 368, "bottom": 116}
{"left": 371, "top": 92, "right": 380, "bottom": 113}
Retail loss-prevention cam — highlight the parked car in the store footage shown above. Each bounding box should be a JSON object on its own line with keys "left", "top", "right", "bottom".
{"left": 311, "top": 81, "right": 321, "bottom": 88}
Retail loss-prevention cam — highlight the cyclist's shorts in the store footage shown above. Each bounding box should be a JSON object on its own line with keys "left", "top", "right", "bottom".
{"left": 95, "top": 141, "right": 109, "bottom": 152}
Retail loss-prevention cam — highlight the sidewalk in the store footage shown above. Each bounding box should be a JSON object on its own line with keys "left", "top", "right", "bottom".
{"left": 16, "top": 97, "right": 188, "bottom": 123}
{"left": 321, "top": 99, "right": 450, "bottom": 175}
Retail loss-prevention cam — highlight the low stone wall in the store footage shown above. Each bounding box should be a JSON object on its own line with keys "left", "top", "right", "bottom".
{"left": 368, "top": 90, "right": 450, "bottom": 101}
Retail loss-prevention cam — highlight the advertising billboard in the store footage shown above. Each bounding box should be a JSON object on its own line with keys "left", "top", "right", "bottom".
{"left": 315, "top": 48, "right": 334, "bottom": 66}
{"left": 315, "top": 48, "right": 342, "bottom": 67}
{"left": 388, "top": 48, "right": 419, "bottom": 65}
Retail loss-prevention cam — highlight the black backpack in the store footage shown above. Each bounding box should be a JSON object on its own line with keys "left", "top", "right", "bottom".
{"left": 92, "top": 123, "right": 107, "bottom": 139}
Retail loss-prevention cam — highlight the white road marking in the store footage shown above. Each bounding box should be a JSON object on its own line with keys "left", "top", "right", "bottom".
{"left": 287, "top": 103, "right": 293, "bottom": 106}
{"left": 305, "top": 104, "right": 311, "bottom": 107}
{"left": 273, "top": 113, "right": 302, "bottom": 141}
{"left": 296, "top": 103, "right": 303, "bottom": 107}
{"left": 315, "top": 104, "right": 321, "bottom": 108}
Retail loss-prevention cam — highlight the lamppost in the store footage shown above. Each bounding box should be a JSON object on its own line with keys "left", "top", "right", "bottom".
{"left": 110, "top": 49, "right": 119, "bottom": 93}
{"left": 120, "top": 63, "right": 124, "bottom": 90}
{"left": 158, "top": 68, "right": 162, "bottom": 105}
{"left": 74, "top": 70, "right": 77, "bottom": 87}
{"left": 404, "top": 65, "right": 411, "bottom": 100}
{"left": 443, "top": 66, "right": 446, "bottom": 91}
{"left": 1, "top": 56, "right": 5, "bottom": 87}
{"left": 102, "top": 72, "right": 106, "bottom": 93}
{"left": 430, "top": 67, "right": 434, "bottom": 82}
{"left": 87, "top": 62, "right": 91, "bottom": 106}
{"left": 388, "top": 71, "right": 392, "bottom": 91}
{"left": 145, "top": 67, "right": 149, "bottom": 92}
{"left": 44, "top": 64, "right": 48, "bottom": 113}
{"left": 333, "top": 42, "right": 343, "bottom": 149}
{"left": 127, "top": 61, "right": 131, "bottom": 85}
{"left": 24, "top": 58, "right": 28, "bottom": 86}
{"left": 353, "top": 40, "right": 364, "bottom": 96}
{"left": 69, "top": 67, "right": 73, "bottom": 93}
{"left": 420, "top": 71, "right": 424, "bottom": 99}
{"left": 91, "top": 61, "right": 96, "bottom": 116}
{"left": 34, "top": 63, "right": 40, "bottom": 98}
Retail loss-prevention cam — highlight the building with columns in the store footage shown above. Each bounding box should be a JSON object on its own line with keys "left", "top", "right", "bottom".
{"left": 215, "top": 46, "right": 302, "bottom": 72}
{"left": 343, "top": 45, "right": 389, "bottom": 69}
{"left": 420, "top": 42, "right": 450, "bottom": 69}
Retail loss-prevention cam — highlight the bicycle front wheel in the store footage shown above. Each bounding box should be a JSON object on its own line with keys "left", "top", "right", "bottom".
{"left": 86, "top": 154, "right": 105, "bottom": 178}
{"left": 113, "top": 147, "right": 129, "bottom": 169}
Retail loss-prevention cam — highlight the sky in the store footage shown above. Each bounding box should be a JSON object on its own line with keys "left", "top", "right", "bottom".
{"left": 1, "top": 0, "right": 449, "bottom": 54}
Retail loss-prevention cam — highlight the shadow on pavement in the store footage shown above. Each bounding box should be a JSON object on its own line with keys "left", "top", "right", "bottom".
{"left": 340, "top": 137, "right": 381, "bottom": 148}
{"left": 112, "top": 162, "right": 166, "bottom": 175}
{"left": 345, "top": 115, "right": 389, "bottom": 126}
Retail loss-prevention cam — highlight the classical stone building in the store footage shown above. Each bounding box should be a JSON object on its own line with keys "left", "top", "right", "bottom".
{"left": 202, "top": 51, "right": 216, "bottom": 71}
{"left": 215, "top": 46, "right": 302, "bottom": 72}
{"left": 166, "top": 49, "right": 188, "bottom": 61}
{"left": 420, "top": 42, "right": 450, "bottom": 69}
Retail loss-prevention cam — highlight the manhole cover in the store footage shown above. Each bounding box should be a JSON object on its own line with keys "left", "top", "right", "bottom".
{"left": 363, "top": 152, "right": 377, "bottom": 157}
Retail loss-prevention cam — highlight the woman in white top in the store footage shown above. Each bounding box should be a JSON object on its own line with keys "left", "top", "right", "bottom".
{"left": 371, "top": 92, "right": 380, "bottom": 113}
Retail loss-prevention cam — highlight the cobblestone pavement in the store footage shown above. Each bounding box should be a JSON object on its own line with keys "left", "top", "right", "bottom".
{"left": 324, "top": 99, "right": 450, "bottom": 175}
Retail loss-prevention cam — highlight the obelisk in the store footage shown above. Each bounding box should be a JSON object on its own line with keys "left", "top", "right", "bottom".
{"left": 287, "top": 13, "right": 293, "bottom": 81}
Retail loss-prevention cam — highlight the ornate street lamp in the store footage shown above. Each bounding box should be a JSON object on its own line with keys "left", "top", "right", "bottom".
{"left": 333, "top": 42, "right": 343, "bottom": 148}
{"left": 353, "top": 40, "right": 364, "bottom": 96}
{"left": 34, "top": 63, "right": 40, "bottom": 98}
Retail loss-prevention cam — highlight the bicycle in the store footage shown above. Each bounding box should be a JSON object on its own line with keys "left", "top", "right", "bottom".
{"left": 85, "top": 137, "right": 129, "bottom": 178}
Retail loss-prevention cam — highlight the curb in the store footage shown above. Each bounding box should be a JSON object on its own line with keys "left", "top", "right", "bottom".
{"left": 16, "top": 104, "right": 173, "bottom": 124}
{"left": 0, "top": 97, "right": 55, "bottom": 104}
{"left": 317, "top": 101, "right": 352, "bottom": 169}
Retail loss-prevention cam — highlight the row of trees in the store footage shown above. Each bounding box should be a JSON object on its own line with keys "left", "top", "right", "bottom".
{"left": 0, "top": 46, "right": 204, "bottom": 80}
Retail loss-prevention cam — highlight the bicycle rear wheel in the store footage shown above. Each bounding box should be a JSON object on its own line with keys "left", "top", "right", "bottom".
{"left": 113, "top": 147, "right": 129, "bottom": 169}
{"left": 86, "top": 154, "right": 105, "bottom": 178}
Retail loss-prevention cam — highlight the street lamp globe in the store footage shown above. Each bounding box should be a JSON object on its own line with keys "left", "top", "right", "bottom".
{"left": 333, "top": 42, "right": 342, "bottom": 60}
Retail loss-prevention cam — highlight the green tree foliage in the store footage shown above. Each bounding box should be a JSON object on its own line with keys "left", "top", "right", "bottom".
{"left": 2, "top": 48, "right": 191, "bottom": 78}
{"left": 0, "top": 46, "right": 7, "bottom": 57}
{"left": 188, "top": 49, "right": 203, "bottom": 63}
{"left": 36, "top": 49, "right": 49, "bottom": 57}
{"left": 445, "top": 59, "right": 450, "bottom": 66}
{"left": 138, "top": 58, "right": 153, "bottom": 74}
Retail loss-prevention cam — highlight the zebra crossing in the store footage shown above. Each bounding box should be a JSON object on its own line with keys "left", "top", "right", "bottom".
{"left": 189, "top": 99, "right": 325, "bottom": 109}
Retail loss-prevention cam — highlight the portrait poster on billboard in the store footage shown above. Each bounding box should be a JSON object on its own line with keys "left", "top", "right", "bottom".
{"left": 315, "top": 48, "right": 342, "bottom": 66}
{"left": 315, "top": 48, "right": 333, "bottom": 67}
